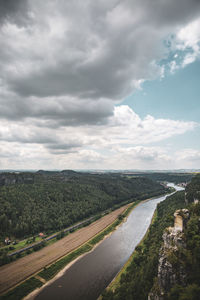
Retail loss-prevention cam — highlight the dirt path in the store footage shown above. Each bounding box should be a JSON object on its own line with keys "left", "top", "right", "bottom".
{"left": 0, "top": 204, "right": 129, "bottom": 295}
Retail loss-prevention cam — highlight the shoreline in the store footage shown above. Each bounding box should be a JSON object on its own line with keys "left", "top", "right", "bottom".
{"left": 23, "top": 251, "right": 88, "bottom": 300}
{"left": 24, "top": 232, "right": 113, "bottom": 300}
{"left": 105, "top": 209, "right": 158, "bottom": 294}
{"left": 98, "top": 189, "right": 177, "bottom": 298}
{"left": 23, "top": 202, "right": 137, "bottom": 300}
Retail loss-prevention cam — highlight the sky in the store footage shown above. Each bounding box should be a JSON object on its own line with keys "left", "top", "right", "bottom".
{"left": 0, "top": 0, "right": 200, "bottom": 170}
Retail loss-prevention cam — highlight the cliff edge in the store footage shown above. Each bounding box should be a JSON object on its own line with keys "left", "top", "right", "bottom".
{"left": 148, "top": 209, "right": 190, "bottom": 300}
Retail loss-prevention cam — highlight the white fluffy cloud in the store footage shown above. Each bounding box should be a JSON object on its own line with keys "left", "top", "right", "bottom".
{"left": 0, "top": 105, "right": 196, "bottom": 147}
{"left": 167, "top": 17, "right": 200, "bottom": 73}
{"left": 0, "top": 105, "right": 197, "bottom": 169}
{"left": 176, "top": 18, "right": 200, "bottom": 67}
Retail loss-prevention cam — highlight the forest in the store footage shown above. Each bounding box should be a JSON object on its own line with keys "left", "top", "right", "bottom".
{"left": 0, "top": 171, "right": 165, "bottom": 241}
{"left": 185, "top": 173, "right": 200, "bottom": 203}
{"left": 125, "top": 172, "right": 194, "bottom": 184}
{"left": 101, "top": 174, "right": 200, "bottom": 300}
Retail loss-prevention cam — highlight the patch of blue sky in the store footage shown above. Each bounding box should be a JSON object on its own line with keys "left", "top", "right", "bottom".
{"left": 141, "top": 129, "right": 200, "bottom": 150}
{"left": 122, "top": 60, "right": 200, "bottom": 123}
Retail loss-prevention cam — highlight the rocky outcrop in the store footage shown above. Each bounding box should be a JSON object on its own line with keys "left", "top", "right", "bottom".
{"left": 148, "top": 209, "right": 189, "bottom": 300}
{"left": 0, "top": 173, "right": 34, "bottom": 186}
{"left": 174, "top": 209, "right": 189, "bottom": 231}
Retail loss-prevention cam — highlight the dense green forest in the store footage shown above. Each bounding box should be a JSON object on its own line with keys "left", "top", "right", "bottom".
{"left": 185, "top": 173, "right": 200, "bottom": 203}
{"left": 102, "top": 174, "right": 200, "bottom": 300}
{"left": 125, "top": 172, "right": 194, "bottom": 184}
{"left": 0, "top": 171, "right": 165, "bottom": 241}
{"left": 165, "top": 204, "right": 200, "bottom": 299}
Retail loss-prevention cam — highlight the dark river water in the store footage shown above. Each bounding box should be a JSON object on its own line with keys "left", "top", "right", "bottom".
{"left": 35, "top": 184, "right": 183, "bottom": 300}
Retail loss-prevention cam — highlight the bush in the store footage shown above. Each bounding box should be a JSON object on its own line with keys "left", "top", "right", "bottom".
{"left": 1, "top": 277, "right": 43, "bottom": 300}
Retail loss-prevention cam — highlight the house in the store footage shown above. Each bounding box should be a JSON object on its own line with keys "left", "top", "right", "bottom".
{"left": 5, "top": 237, "right": 11, "bottom": 245}
{"left": 39, "top": 232, "right": 45, "bottom": 238}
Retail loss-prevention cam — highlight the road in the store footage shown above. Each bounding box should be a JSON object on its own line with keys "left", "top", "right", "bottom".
{"left": 8, "top": 215, "right": 97, "bottom": 257}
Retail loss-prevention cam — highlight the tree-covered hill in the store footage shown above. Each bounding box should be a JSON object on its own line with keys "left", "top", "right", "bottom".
{"left": 0, "top": 171, "right": 165, "bottom": 241}
{"left": 124, "top": 172, "right": 194, "bottom": 184}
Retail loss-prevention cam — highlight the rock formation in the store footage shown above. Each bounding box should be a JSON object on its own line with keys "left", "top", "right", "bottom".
{"left": 0, "top": 173, "right": 34, "bottom": 186}
{"left": 148, "top": 209, "right": 189, "bottom": 300}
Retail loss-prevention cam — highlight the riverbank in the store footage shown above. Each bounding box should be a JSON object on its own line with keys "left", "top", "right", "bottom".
{"left": 100, "top": 190, "right": 186, "bottom": 300}
{"left": 0, "top": 201, "right": 140, "bottom": 300}
{"left": 99, "top": 187, "right": 177, "bottom": 296}
{"left": 103, "top": 209, "right": 158, "bottom": 295}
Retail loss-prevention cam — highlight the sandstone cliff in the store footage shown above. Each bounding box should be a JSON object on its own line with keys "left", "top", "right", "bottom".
{"left": 0, "top": 173, "right": 34, "bottom": 186}
{"left": 148, "top": 209, "right": 189, "bottom": 300}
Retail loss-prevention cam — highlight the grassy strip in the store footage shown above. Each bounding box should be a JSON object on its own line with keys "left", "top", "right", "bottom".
{"left": 89, "top": 220, "right": 120, "bottom": 246}
{"left": 38, "top": 243, "right": 92, "bottom": 281}
{"left": 1, "top": 237, "right": 43, "bottom": 254}
{"left": 122, "top": 200, "right": 140, "bottom": 218}
{"left": 0, "top": 277, "right": 42, "bottom": 300}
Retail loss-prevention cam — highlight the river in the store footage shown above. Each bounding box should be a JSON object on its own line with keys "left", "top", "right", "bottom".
{"left": 35, "top": 184, "right": 183, "bottom": 300}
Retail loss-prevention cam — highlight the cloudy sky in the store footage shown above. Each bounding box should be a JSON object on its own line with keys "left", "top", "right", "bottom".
{"left": 0, "top": 0, "right": 200, "bottom": 170}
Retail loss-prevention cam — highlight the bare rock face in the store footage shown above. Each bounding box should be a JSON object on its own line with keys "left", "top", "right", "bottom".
{"left": 0, "top": 173, "right": 34, "bottom": 186}
{"left": 174, "top": 209, "right": 189, "bottom": 231}
{"left": 158, "top": 229, "right": 186, "bottom": 291}
{"left": 148, "top": 209, "right": 189, "bottom": 300}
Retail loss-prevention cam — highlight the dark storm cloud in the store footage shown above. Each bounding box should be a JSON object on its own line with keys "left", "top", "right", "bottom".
{"left": 0, "top": 124, "right": 85, "bottom": 152}
{"left": 47, "top": 142, "right": 82, "bottom": 150}
{"left": 0, "top": 133, "right": 56, "bottom": 144}
{"left": 0, "top": 94, "right": 113, "bottom": 126}
{"left": 147, "top": 0, "right": 200, "bottom": 26}
{"left": 0, "top": 0, "right": 30, "bottom": 25}
{"left": 45, "top": 142, "right": 83, "bottom": 154}
{"left": 2, "top": 0, "right": 199, "bottom": 102}
{"left": 0, "top": 0, "right": 200, "bottom": 131}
